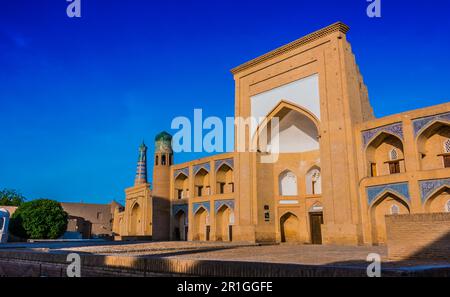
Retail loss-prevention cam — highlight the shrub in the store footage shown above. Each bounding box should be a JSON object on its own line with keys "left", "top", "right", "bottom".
{"left": 9, "top": 199, "right": 68, "bottom": 239}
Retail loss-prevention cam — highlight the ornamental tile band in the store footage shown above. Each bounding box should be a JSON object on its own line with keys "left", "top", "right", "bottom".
{"left": 362, "top": 123, "right": 404, "bottom": 147}
{"left": 193, "top": 163, "right": 210, "bottom": 175}
{"left": 214, "top": 199, "right": 235, "bottom": 213}
{"left": 214, "top": 158, "right": 234, "bottom": 171}
{"left": 174, "top": 167, "right": 189, "bottom": 179}
{"left": 412, "top": 112, "right": 450, "bottom": 137}
{"left": 366, "top": 182, "right": 410, "bottom": 205}
{"left": 193, "top": 201, "right": 210, "bottom": 214}
{"left": 419, "top": 178, "right": 450, "bottom": 203}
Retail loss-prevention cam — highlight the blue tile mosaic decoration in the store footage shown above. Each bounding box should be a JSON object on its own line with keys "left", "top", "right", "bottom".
{"left": 172, "top": 204, "right": 188, "bottom": 216}
{"left": 193, "top": 162, "right": 210, "bottom": 175}
{"left": 419, "top": 178, "right": 450, "bottom": 203}
{"left": 174, "top": 167, "right": 189, "bottom": 179}
{"left": 362, "top": 123, "right": 403, "bottom": 147}
{"left": 366, "top": 182, "right": 410, "bottom": 205}
{"left": 193, "top": 201, "right": 210, "bottom": 214}
{"left": 412, "top": 112, "right": 450, "bottom": 137}
{"left": 214, "top": 199, "right": 235, "bottom": 213}
{"left": 214, "top": 158, "right": 234, "bottom": 171}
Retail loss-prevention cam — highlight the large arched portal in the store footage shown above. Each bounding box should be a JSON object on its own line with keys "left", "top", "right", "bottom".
{"left": 370, "top": 193, "right": 410, "bottom": 245}
{"left": 280, "top": 212, "right": 300, "bottom": 243}
{"left": 417, "top": 121, "right": 450, "bottom": 170}
{"left": 193, "top": 207, "right": 209, "bottom": 241}
{"left": 173, "top": 210, "right": 187, "bottom": 241}
{"left": 366, "top": 132, "right": 405, "bottom": 177}
{"left": 216, "top": 205, "right": 233, "bottom": 241}
{"left": 424, "top": 186, "right": 450, "bottom": 213}
{"left": 129, "top": 203, "right": 141, "bottom": 235}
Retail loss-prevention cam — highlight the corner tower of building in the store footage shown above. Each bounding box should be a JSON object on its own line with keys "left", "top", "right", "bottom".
{"left": 152, "top": 131, "right": 173, "bottom": 240}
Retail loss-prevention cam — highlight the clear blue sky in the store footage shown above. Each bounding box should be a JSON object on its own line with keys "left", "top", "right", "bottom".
{"left": 1, "top": 0, "right": 449, "bottom": 205}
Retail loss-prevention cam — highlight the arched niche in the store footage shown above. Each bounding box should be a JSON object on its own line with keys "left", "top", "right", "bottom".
{"left": 215, "top": 204, "right": 233, "bottom": 242}
{"left": 416, "top": 121, "right": 450, "bottom": 170}
{"left": 174, "top": 173, "right": 189, "bottom": 199}
{"left": 305, "top": 166, "right": 321, "bottom": 195}
{"left": 280, "top": 212, "right": 300, "bottom": 243}
{"left": 194, "top": 168, "right": 210, "bottom": 197}
{"left": 216, "top": 164, "right": 234, "bottom": 194}
{"left": 369, "top": 192, "right": 410, "bottom": 245}
{"left": 279, "top": 170, "right": 298, "bottom": 196}
{"left": 193, "top": 207, "right": 209, "bottom": 241}
{"left": 424, "top": 186, "right": 450, "bottom": 213}
{"left": 366, "top": 132, "right": 405, "bottom": 177}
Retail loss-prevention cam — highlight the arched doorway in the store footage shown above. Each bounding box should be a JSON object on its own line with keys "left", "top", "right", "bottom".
{"left": 193, "top": 207, "right": 209, "bottom": 241}
{"left": 370, "top": 192, "right": 410, "bottom": 245}
{"left": 130, "top": 202, "right": 141, "bottom": 235}
{"left": 174, "top": 210, "right": 187, "bottom": 241}
{"left": 280, "top": 212, "right": 300, "bottom": 243}
{"left": 366, "top": 132, "right": 405, "bottom": 177}
{"left": 216, "top": 205, "right": 233, "bottom": 241}
{"left": 425, "top": 186, "right": 450, "bottom": 213}
{"left": 416, "top": 121, "right": 450, "bottom": 170}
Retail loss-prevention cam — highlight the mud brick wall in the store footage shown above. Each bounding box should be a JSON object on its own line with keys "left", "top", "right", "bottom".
{"left": 386, "top": 213, "right": 450, "bottom": 261}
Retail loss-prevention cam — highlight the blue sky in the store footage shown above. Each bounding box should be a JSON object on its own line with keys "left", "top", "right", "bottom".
{"left": 1, "top": 0, "right": 449, "bottom": 204}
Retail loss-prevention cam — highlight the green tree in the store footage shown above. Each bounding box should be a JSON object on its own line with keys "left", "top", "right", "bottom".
{"left": 9, "top": 199, "right": 68, "bottom": 239}
{"left": 0, "top": 189, "right": 26, "bottom": 206}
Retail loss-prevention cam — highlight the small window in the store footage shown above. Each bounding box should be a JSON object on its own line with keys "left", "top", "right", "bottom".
{"left": 389, "top": 162, "right": 400, "bottom": 174}
{"left": 444, "top": 139, "right": 450, "bottom": 153}
{"left": 446, "top": 200, "right": 450, "bottom": 213}
{"left": 162, "top": 155, "right": 166, "bottom": 165}
{"left": 177, "top": 189, "right": 183, "bottom": 199}
{"left": 370, "top": 163, "right": 377, "bottom": 177}
{"left": 390, "top": 204, "right": 400, "bottom": 215}
{"left": 389, "top": 149, "right": 398, "bottom": 161}
{"left": 155, "top": 155, "right": 159, "bottom": 166}
{"left": 97, "top": 212, "right": 103, "bottom": 220}
{"left": 219, "top": 182, "right": 225, "bottom": 194}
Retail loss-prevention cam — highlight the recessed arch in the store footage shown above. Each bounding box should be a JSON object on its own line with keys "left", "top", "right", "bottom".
{"left": 129, "top": 202, "right": 142, "bottom": 236}
{"left": 174, "top": 172, "right": 189, "bottom": 199}
{"left": 252, "top": 100, "right": 320, "bottom": 154}
{"left": 369, "top": 191, "right": 410, "bottom": 245}
{"left": 216, "top": 204, "right": 233, "bottom": 242}
{"left": 416, "top": 120, "right": 450, "bottom": 170}
{"left": 280, "top": 212, "right": 300, "bottom": 243}
{"left": 193, "top": 206, "right": 209, "bottom": 241}
{"left": 365, "top": 131, "right": 405, "bottom": 177}
{"left": 279, "top": 170, "right": 298, "bottom": 196}
{"left": 216, "top": 163, "right": 234, "bottom": 194}
{"left": 424, "top": 185, "right": 450, "bottom": 213}
{"left": 173, "top": 209, "right": 187, "bottom": 241}
{"left": 306, "top": 165, "right": 321, "bottom": 195}
{"left": 194, "top": 168, "right": 210, "bottom": 197}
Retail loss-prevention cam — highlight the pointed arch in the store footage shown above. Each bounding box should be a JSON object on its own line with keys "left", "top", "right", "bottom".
{"left": 251, "top": 100, "right": 320, "bottom": 154}
{"left": 365, "top": 131, "right": 405, "bottom": 176}
{"left": 306, "top": 165, "right": 321, "bottom": 195}
{"left": 279, "top": 170, "right": 298, "bottom": 196}
{"left": 416, "top": 120, "right": 450, "bottom": 170}
{"left": 280, "top": 212, "right": 300, "bottom": 243}
{"left": 174, "top": 172, "right": 189, "bottom": 199}
{"left": 424, "top": 185, "right": 450, "bottom": 213}
{"left": 369, "top": 191, "right": 410, "bottom": 245}
{"left": 216, "top": 163, "right": 234, "bottom": 194}
{"left": 216, "top": 204, "right": 233, "bottom": 241}
{"left": 194, "top": 168, "right": 210, "bottom": 197}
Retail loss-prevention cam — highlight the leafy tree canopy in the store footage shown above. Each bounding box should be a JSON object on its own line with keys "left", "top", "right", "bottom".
{"left": 9, "top": 199, "right": 68, "bottom": 240}
{"left": 0, "top": 189, "right": 26, "bottom": 206}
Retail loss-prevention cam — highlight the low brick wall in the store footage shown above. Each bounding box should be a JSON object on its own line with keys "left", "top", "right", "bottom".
{"left": 386, "top": 213, "right": 450, "bottom": 261}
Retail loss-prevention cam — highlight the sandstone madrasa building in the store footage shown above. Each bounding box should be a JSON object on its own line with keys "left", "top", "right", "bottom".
{"left": 112, "top": 22, "right": 450, "bottom": 245}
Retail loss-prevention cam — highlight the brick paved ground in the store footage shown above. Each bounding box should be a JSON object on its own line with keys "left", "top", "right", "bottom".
{"left": 2, "top": 241, "right": 448, "bottom": 268}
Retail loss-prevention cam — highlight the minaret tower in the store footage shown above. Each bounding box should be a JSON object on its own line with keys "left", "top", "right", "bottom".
{"left": 152, "top": 131, "right": 173, "bottom": 240}
{"left": 134, "top": 141, "right": 148, "bottom": 185}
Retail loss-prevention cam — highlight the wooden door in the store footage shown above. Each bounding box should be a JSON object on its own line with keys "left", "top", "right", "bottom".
{"left": 310, "top": 213, "right": 323, "bottom": 244}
